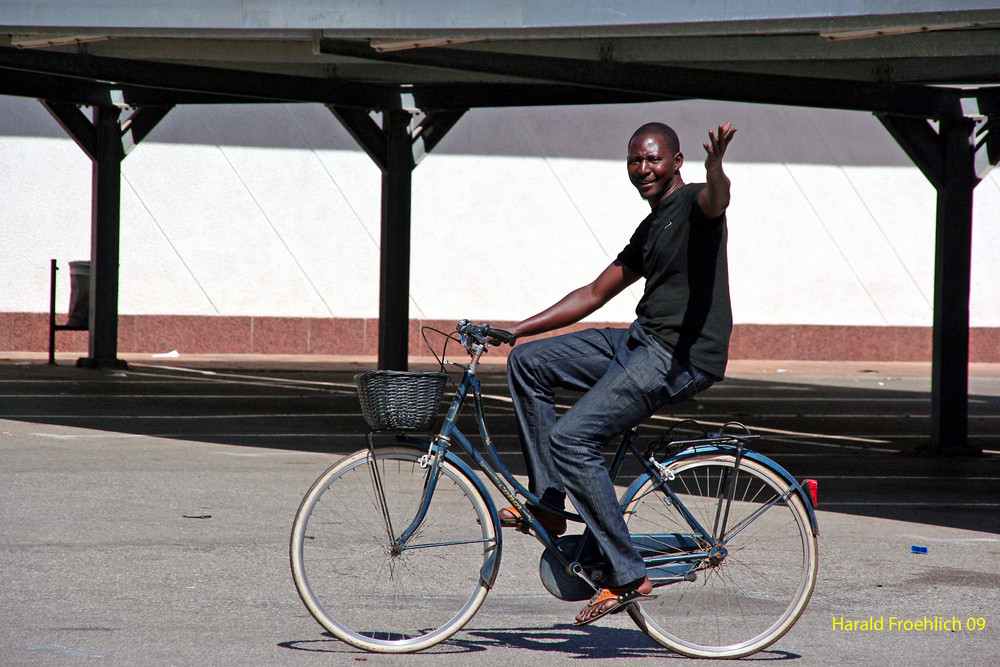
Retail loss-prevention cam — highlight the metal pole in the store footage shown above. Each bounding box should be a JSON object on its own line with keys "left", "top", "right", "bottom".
{"left": 377, "top": 110, "right": 414, "bottom": 371}
{"left": 48, "top": 259, "right": 58, "bottom": 365}
{"left": 80, "top": 105, "right": 127, "bottom": 369}
{"left": 930, "top": 117, "right": 976, "bottom": 455}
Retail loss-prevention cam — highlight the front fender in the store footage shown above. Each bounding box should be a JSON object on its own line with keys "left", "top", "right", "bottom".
{"left": 622, "top": 443, "right": 819, "bottom": 537}
{"left": 397, "top": 437, "right": 504, "bottom": 587}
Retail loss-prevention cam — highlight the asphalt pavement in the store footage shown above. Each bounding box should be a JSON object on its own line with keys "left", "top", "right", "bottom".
{"left": 1, "top": 354, "right": 998, "bottom": 666}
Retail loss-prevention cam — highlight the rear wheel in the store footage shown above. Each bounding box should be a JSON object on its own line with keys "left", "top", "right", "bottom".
{"left": 623, "top": 454, "right": 817, "bottom": 658}
{"left": 290, "top": 446, "right": 499, "bottom": 653}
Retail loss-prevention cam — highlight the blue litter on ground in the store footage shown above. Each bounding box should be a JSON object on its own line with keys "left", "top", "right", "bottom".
{"left": 910, "top": 545, "right": 929, "bottom": 554}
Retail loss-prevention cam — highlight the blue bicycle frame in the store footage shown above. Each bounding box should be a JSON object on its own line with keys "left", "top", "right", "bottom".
{"left": 385, "top": 328, "right": 818, "bottom": 588}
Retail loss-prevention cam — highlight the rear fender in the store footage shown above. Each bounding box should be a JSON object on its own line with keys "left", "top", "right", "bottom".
{"left": 622, "top": 444, "right": 819, "bottom": 537}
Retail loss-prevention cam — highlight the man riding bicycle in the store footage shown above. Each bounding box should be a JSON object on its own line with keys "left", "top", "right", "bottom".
{"left": 496, "top": 120, "right": 737, "bottom": 625}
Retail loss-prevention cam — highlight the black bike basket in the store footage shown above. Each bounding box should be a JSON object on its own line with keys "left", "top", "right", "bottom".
{"left": 355, "top": 370, "right": 447, "bottom": 432}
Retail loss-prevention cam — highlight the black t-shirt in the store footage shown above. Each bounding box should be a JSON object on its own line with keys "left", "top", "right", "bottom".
{"left": 616, "top": 183, "right": 732, "bottom": 379}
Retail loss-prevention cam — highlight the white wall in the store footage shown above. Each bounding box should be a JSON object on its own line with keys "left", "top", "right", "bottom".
{"left": 3, "top": 95, "right": 999, "bottom": 327}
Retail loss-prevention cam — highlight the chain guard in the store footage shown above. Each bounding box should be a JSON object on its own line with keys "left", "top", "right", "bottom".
{"left": 538, "top": 534, "right": 608, "bottom": 601}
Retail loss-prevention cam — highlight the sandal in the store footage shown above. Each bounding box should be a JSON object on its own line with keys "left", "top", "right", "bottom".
{"left": 497, "top": 505, "right": 567, "bottom": 536}
{"left": 574, "top": 587, "right": 656, "bottom": 626}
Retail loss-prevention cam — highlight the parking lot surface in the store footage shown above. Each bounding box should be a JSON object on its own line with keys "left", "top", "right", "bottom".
{"left": 1, "top": 355, "right": 998, "bottom": 665}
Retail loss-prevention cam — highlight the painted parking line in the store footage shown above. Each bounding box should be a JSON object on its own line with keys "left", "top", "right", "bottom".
{"left": 821, "top": 502, "right": 1000, "bottom": 508}
{"left": 5, "top": 413, "right": 366, "bottom": 419}
{"left": 476, "top": 392, "right": 895, "bottom": 446}
{"left": 128, "top": 368, "right": 359, "bottom": 392}
{"left": 899, "top": 534, "right": 1000, "bottom": 543}
{"left": 0, "top": 393, "right": 354, "bottom": 399}
{"left": 27, "top": 431, "right": 364, "bottom": 439}
{"left": 808, "top": 475, "right": 1000, "bottom": 480}
{"left": 697, "top": 396, "right": 997, "bottom": 404}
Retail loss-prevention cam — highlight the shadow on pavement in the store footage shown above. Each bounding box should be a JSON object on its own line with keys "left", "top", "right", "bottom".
{"left": 278, "top": 627, "right": 802, "bottom": 661}
{"left": 1, "top": 359, "right": 997, "bottom": 534}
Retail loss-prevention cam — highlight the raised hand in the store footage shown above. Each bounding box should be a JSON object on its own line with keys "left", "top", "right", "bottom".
{"left": 698, "top": 122, "right": 737, "bottom": 218}
{"left": 703, "top": 122, "right": 737, "bottom": 171}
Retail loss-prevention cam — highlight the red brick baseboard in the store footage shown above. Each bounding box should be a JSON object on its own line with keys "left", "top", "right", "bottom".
{"left": 3, "top": 312, "right": 999, "bottom": 362}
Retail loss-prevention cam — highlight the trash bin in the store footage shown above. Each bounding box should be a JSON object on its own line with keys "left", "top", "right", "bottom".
{"left": 66, "top": 260, "right": 90, "bottom": 328}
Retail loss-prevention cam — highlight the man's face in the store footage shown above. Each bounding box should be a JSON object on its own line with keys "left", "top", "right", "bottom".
{"left": 627, "top": 133, "right": 683, "bottom": 205}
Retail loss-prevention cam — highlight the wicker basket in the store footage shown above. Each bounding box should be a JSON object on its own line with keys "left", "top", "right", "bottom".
{"left": 355, "top": 370, "right": 447, "bottom": 432}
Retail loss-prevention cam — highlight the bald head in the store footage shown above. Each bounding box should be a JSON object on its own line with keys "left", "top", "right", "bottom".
{"left": 629, "top": 122, "right": 680, "bottom": 155}
{"left": 627, "top": 122, "right": 686, "bottom": 207}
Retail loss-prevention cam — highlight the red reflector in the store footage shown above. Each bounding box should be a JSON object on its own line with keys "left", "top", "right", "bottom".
{"left": 803, "top": 479, "right": 818, "bottom": 507}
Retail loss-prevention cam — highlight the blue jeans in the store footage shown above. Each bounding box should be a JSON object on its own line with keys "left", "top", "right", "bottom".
{"left": 506, "top": 321, "right": 715, "bottom": 586}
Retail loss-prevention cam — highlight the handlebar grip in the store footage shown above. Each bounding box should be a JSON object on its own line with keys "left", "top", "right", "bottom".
{"left": 482, "top": 325, "right": 517, "bottom": 346}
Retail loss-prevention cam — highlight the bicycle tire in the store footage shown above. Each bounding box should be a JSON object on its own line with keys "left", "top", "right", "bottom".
{"left": 290, "top": 445, "right": 499, "bottom": 653}
{"left": 623, "top": 454, "right": 818, "bottom": 659}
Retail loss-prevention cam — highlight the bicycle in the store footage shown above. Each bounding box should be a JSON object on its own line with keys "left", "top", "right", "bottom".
{"left": 290, "top": 321, "right": 819, "bottom": 659}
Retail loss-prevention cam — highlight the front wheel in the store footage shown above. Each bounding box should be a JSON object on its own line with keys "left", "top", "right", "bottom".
{"left": 290, "top": 445, "right": 499, "bottom": 653}
{"left": 623, "top": 454, "right": 818, "bottom": 659}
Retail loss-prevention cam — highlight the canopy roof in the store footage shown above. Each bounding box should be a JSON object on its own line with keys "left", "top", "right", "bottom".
{"left": 2, "top": 1, "right": 997, "bottom": 455}
{"left": 2, "top": 1, "right": 999, "bottom": 115}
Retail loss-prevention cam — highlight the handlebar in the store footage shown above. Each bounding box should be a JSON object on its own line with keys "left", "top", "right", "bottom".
{"left": 456, "top": 320, "right": 517, "bottom": 348}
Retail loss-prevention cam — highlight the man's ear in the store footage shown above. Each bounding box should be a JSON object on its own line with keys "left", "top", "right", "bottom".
{"left": 674, "top": 151, "right": 684, "bottom": 168}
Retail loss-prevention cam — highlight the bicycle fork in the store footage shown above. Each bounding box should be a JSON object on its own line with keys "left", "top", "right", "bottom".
{"left": 364, "top": 434, "right": 449, "bottom": 555}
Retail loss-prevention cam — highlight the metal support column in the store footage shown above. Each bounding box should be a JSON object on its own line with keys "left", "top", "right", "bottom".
{"left": 879, "top": 113, "right": 996, "bottom": 455}
{"left": 929, "top": 117, "right": 977, "bottom": 454}
{"left": 83, "top": 105, "right": 127, "bottom": 368}
{"left": 329, "top": 104, "right": 466, "bottom": 370}
{"left": 379, "top": 110, "right": 415, "bottom": 371}
{"left": 41, "top": 101, "right": 173, "bottom": 369}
